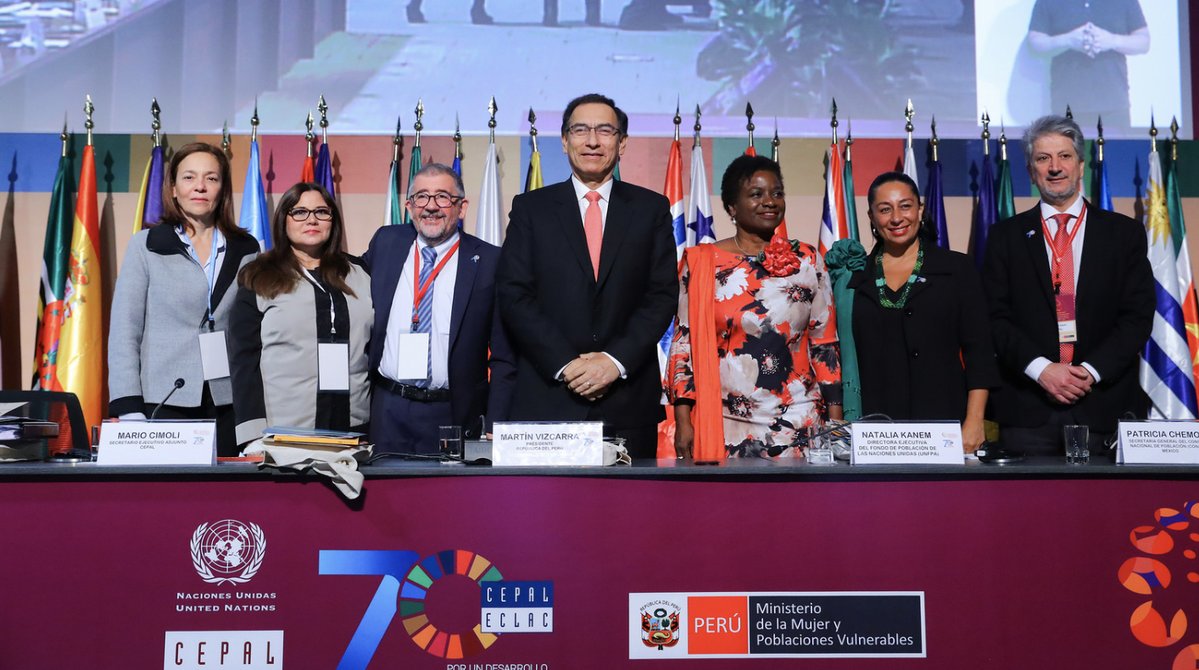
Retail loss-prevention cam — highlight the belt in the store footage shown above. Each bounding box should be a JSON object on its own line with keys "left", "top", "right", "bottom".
{"left": 374, "top": 375, "right": 451, "bottom": 402}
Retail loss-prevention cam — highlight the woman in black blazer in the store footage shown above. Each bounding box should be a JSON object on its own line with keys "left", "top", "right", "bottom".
{"left": 848, "top": 172, "right": 999, "bottom": 453}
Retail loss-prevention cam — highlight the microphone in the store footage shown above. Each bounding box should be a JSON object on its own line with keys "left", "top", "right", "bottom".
{"left": 150, "top": 378, "right": 186, "bottom": 420}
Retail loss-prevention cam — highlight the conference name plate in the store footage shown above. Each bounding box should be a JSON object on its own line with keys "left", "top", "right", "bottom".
{"left": 492, "top": 421, "right": 603, "bottom": 466}
{"left": 97, "top": 420, "right": 216, "bottom": 465}
{"left": 850, "top": 422, "right": 963, "bottom": 465}
{"left": 1117, "top": 420, "right": 1199, "bottom": 465}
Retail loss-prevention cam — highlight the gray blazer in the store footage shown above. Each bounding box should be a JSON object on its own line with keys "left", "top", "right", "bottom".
{"left": 228, "top": 261, "right": 373, "bottom": 445}
{"left": 108, "top": 225, "right": 260, "bottom": 414}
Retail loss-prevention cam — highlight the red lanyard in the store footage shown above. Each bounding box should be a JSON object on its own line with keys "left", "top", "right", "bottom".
{"left": 411, "top": 240, "right": 460, "bottom": 325}
{"left": 1040, "top": 201, "right": 1086, "bottom": 291}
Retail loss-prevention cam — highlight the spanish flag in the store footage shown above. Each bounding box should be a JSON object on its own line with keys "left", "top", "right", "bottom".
{"left": 55, "top": 143, "right": 104, "bottom": 429}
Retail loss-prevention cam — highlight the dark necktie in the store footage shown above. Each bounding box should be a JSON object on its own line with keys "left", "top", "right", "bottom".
{"left": 414, "top": 246, "right": 437, "bottom": 386}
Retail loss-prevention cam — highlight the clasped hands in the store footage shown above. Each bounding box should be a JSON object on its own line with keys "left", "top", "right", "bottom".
{"left": 1038, "top": 362, "right": 1094, "bottom": 405}
{"left": 1063, "top": 22, "right": 1120, "bottom": 58}
{"left": 563, "top": 352, "right": 619, "bottom": 401}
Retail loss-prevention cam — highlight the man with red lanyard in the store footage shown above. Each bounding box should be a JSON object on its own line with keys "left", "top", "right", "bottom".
{"left": 363, "top": 163, "right": 514, "bottom": 454}
{"left": 983, "top": 114, "right": 1153, "bottom": 457}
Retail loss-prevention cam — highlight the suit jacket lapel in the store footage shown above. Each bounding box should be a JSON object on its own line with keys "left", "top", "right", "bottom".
{"left": 449, "top": 235, "right": 478, "bottom": 354}
{"left": 1075, "top": 203, "right": 1102, "bottom": 316}
{"left": 1021, "top": 211, "right": 1055, "bottom": 307}
{"left": 377, "top": 226, "right": 416, "bottom": 343}
{"left": 211, "top": 233, "right": 259, "bottom": 309}
{"left": 596, "top": 181, "right": 630, "bottom": 290}
{"left": 554, "top": 180, "right": 595, "bottom": 283}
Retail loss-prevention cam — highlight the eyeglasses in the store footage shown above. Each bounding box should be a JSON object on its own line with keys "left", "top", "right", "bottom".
{"left": 409, "top": 192, "right": 463, "bottom": 208}
{"left": 289, "top": 207, "right": 333, "bottom": 221}
{"left": 566, "top": 123, "right": 620, "bottom": 139}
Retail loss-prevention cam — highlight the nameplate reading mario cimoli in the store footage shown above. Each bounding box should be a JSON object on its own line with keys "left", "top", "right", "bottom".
{"left": 492, "top": 421, "right": 603, "bottom": 466}
{"left": 97, "top": 420, "right": 216, "bottom": 465}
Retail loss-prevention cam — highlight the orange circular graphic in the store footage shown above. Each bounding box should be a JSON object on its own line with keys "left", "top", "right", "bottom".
{"left": 1120, "top": 557, "right": 1173, "bottom": 595}
{"left": 1174, "top": 644, "right": 1199, "bottom": 670}
{"left": 1134, "top": 526, "right": 1177, "bottom": 555}
{"left": 1157, "top": 508, "right": 1191, "bottom": 531}
{"left": 1122, "top": 501, "right": 1199, "bottom": 667}
{"left": 1131, "top": 602, "right": 1188, "bottom": 647}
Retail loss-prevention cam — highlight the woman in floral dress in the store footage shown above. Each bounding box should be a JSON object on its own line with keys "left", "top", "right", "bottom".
{"left": 669, "top": 155, "right": 842, "bottom": 460}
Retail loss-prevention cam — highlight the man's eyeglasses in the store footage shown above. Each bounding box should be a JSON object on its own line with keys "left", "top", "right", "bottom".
{"left": 289, "top": 207, "right": 333, "bottom": 221}
{"left": 409, "top": 192, "right": 463, "bottom": 208}
{"left": 566, "top": 123, "right": 620, "bottom": 139}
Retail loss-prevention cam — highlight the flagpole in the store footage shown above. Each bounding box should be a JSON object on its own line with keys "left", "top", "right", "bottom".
{"left": 455, "top": 114, "right": 464, "bottom": 160}
{"left": 305, "top": 112, "right": 314, "bottom": 159}
{"left": 830, "top": 98, "right": 838, "bottom": 146}
{"left": 745, "top": 102, "right": 754, "bottom": 151}
{"left": 673, "top": 101, "right": 681, "bottom": 144}
{"left": 84, "top": 95, "right": 93, "bottom": 147}
{"left": 1096, "top": 116, "right": 1105, "bottom": 163}
{"left": 488, "top": 96, "right": 497, "bottom": 143}
{"left": 904, "top": 99, "right": 914, "bottom": 154}
{"left": 151, "top": 98, "right": 161, "bottom": 148}
{"left": 414, "top": 99, "right": 424, "bottom": 150}
{"left": 930, "top": 116, "right": 939, "bottom": 162}
{"left": 318, "top": 95, "right": 329, "bottom": 145}
{"left": 771, "top": 121, "right": 779, "bottom": 162}
{"left": 981, "top": 111, "right": 990, "bottom": 156}
{"left": 251, "top": 100, "right": 259, "bottom": 143}
{"left": 693, "top": 104, "right": 702, "bottom": 148}
{"left": 221, "top": 121, "right": 230, "bottom": 158}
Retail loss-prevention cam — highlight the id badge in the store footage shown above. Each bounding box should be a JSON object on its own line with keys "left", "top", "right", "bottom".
{"left": 198, "top": 330, "right": 231, "bottom": 380}
{"left": 318, "top": 342, "right": 351, "bottom": 392}
{"left": 394, "top": 332, "right": 431, "bottom": 381}
{"left": 1058, "top": 319, "right": 1078, "bottom": 344}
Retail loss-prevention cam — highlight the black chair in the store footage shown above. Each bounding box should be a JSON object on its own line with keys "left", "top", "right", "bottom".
{"left": 0, "top": 389, "right": 90, "bottom": 456}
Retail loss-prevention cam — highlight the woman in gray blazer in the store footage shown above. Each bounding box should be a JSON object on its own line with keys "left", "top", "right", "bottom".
{"left": 228, "top": 183, "right": 373, "bottom": 446}
{"left": 108, "top": 143, "right": 259, "bottom": 456}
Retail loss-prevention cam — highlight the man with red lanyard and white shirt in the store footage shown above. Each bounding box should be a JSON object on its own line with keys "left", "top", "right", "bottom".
{"left": 983, "top": 114, "right": 1153, "bottom": 457}
{"left": 363, "top": 163, "right": 514, "bottom": 454}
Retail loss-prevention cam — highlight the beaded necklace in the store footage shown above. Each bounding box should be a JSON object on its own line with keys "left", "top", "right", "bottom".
{"left": 875, "top": 243, "right": 924, "bottom": 309}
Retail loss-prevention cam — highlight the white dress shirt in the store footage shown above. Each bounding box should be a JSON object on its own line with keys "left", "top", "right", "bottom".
{"left": 380, "top": 232, "right": 460, "bottom": 389}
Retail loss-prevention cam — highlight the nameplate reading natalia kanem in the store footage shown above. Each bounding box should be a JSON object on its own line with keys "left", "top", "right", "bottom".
{"left": 850, "top": 422, "right": 964, "bottom": 465}
{"left": 97, "top": 420, "right": 216, "bottom": 465}
{"left": 491, "top": 421, "right": 603, "bottom": 466}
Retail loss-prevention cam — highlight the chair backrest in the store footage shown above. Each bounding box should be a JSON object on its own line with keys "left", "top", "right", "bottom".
{"left": 0, "top": 390, "right": 90, "bottom": 454}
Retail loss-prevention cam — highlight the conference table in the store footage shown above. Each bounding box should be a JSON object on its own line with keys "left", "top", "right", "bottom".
{"left": 1, "top": 456, "right": 1195, "bottom": 669}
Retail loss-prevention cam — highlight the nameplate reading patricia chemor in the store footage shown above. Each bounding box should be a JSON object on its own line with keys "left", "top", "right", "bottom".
{"left": 1118, "top": 420, "right": 1199, "bottom": 465}
{"left": 492, "top": 421, "right": 603, "bottom": 466}
{"left": 97, "top": 420, "right": 216, "bottom": 465}
{"left": 850, "top": 422, "right": 963, "bottom": 465}
{"left": 628, "top": 591, "right": 925, "bottom": 659}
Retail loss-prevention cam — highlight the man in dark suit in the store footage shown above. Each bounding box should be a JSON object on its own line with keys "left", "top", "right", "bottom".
{"left": 496, "top": 93, "right": 678, "bottom": 459}
{"left": 364, "top": 163, "right": 514, "bottom": 454}
{"left": 982, "top": 114, "right": 1153, "bottom": 455}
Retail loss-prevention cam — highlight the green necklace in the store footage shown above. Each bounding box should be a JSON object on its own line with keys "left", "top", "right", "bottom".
{"left": 876, "top": 244, "right": 924, "bottom": 309}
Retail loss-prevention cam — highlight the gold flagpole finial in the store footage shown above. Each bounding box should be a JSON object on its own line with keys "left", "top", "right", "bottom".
{"left": 414, "top": 99, "right": 424, "bottom": 147}
{"left": 830, "top": 99, "right": 839, "bottom": 145}
{"left": 487, "top": 96, "right": 498, "bottom": 142}
{"left": 693, "top": 104, "right": 702, "bottom": 148}
{"left": 745, "top": 102, "right": 755, "bottom": 148}
{"left": 84, "top": 94, "right": 94, "bottom": 147}
{"left": 150, "top": 97, "right": 161, "bottom": 147}
{"left": 772, "top": 119, "right": 781, "bottom": 162}
{"left": 528, "top": 107, "right": 539, "bottom": 153}
{"left": 672, "top": 98, "right": 681, "bottom": 143}
{"left": 305, "top": 111, "right": 314, "bottom": 158}
{"left": 981, "top": 111, "right": 991, "bottom": 157}
{"left": 391, "top": 114, "right": 402, "bottom": 164}
{"left": 930, "top": 116, "right": 939, "bottom": 163}
{"left": 904, "top": 98, "right": 914, "bottom": 151}
{"left": 250, "top": 100, "right": 260, "bottom": 143}
{"left": 1170, "top": 116, "right": 1180, "bottom": 162}
{"left": 317, "top": 94, "right": 329, "bottom": 144}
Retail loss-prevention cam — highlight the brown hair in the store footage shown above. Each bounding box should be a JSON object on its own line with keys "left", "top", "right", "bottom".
{"left": 238, "top": 182, "right": 355, "bottom": 300}
{"left": 160, "top": 142, "right": 247, "bottom": 239}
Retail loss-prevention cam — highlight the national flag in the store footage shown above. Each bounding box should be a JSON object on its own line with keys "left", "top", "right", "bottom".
{"left": 925, "top": 158, "right": 949, "bottom": 249}
{"left": 843, "top": 145, "right": 859, "bottom": 242}
{"left": 300, "top": 152, "right": 315, "bottom": 184}
{"left": 971, "top": 150, "right": 997, "bottom": 270}
{"left": 403, "top": 142, "right": 422, "bottom": 225}
{"left": 664, "top": 138, "right": 685, "bottom": 258}
{"left": 475, "top": 136, "right": 503, "bottom": 245}
{"left": 1093, "top": 147, "right": 1113, "bottom": 211}
{"left": 32, "top": 148, "right": 74, "bottom": 391}
{"left": 1166, "top": 150, "right": 1199, "bottom": 396}
{"left": 818, "top": 140, "right": 849, "bottom": 257}
{"left": 1140, "top": 148, "right": 1198, "bottom": 419}
{"left": 686, "top": 140, "right": 715, "bottom": 246}
{"left": 384, "top": 155, "right": 403, "bottom": 226}
{"left": 902, "top": 141, "right": 920, "bottom": 194}
{"left": 613, "top": 160, "right": 622, "bottom": 182}
{"left": 240, "top": 138, "right": 271, "bottom": 249}
{"left": 55, "top": 143, "right": 104, "bottom": 429}
{"left": 997, "top": 151, "right": 1016, "bottom": 221}
{"left": 132, "top": 145, "right": 163, "bottom": 232}
{"left": 315, "top": 141, "right": 335, "bottom": 198}
{"left": 524, "top": 143, "right": 543, "bottom": 193}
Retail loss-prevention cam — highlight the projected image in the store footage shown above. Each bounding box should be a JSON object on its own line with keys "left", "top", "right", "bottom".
{"left": 0, "top": 0, "right": 1187, "bottom": 138}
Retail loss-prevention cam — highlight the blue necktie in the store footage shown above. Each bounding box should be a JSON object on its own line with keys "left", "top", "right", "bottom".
{"left": 414, "top": 246, "right": 437, "bottom": 386}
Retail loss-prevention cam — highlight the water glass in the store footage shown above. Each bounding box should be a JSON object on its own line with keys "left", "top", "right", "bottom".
{"left": 439, "top": 425, "right": 463, "bottom": 459}
{"left": 1063, "top": 425, "right": 1089, "bottom": 464}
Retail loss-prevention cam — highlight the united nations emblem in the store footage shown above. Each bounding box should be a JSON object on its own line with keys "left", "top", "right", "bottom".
{"left": 190, "top": 520, "right": 266, "bottom": 585}
{"left": 640, "top": 600, "right": 681, "bottom": 650}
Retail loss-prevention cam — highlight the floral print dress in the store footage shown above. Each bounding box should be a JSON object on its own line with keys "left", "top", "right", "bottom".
{"left": 668, "top": 240, "right": 841, "bottom": 457}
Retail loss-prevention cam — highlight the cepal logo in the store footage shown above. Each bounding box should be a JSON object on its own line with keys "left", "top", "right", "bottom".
{"left": 191, "top": 520, "right": 266, "bottom": 585}
{"left": 319, "top": 548, "right": 552, "bottom": 669}
{"left": 639, "top": 599, "right": 681, "bottom": 650}
{"left": 1117, "top": 501, "right": 1199, "bottom": 667}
